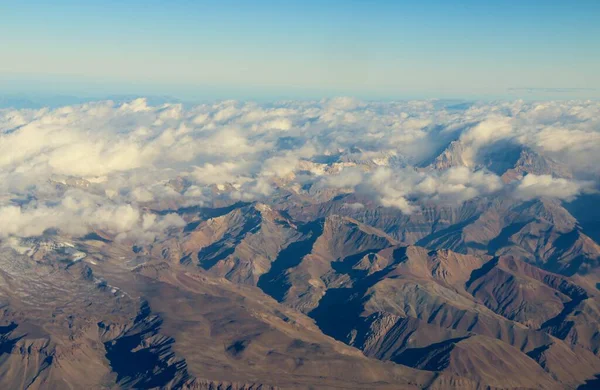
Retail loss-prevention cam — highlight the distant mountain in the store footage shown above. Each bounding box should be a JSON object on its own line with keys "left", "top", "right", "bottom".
{"left": 425, "top": 139, "right": 572, "bottom": 180}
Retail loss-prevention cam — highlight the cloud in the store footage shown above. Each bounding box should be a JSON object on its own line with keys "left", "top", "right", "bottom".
{"left": 0, "top": 190, "right": 185, "bottom": 242}
{"left": 325, "top": 166, "right": 504, "bottom": 214}
{"left": 259, "top": 118, "right": 293, "bottom": 131}
{"left": 323, "top": 96, "right": 361, "bottom": 111}
{"left": 460, "top": 117, "right": 513, "bottom": 146}
{"left": 326, "top": 168, "right": 364, "bottom": 188}
{"left": 513, "top": 174, "right": 595, "bottom": 201}
{"left": 342, "top": 202, "right": 365, "bottom": 210}
{"left": 454, "top": 117, "right": 514, "bottom": 166}
{"left": 191, "top": 161, "right": 253, "bottom": 185}
{"left": 0, "top": 98, "right": 598, "bottom": 239}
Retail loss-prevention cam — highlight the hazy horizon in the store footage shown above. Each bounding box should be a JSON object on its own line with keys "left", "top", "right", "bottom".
{"left": 2, "top": 0, "right": 599, "bottom": 101}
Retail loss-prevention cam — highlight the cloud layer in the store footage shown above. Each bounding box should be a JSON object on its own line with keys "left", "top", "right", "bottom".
{"left": 0, "top": 98, "right": 598, "bottom": 240}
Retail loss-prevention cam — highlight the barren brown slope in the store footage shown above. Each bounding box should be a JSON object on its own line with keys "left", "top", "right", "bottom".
{"left": 277, "top": 192, "right": 488, "bottom": 245}
{"left": 0, "top": 240, "right": 453, "bottom": 390}
{"left": 419, "top": 197, "right": 600, "bottom": 285}
{"left": 124, "top": 261, "right": 436, "bottom": 389}
{"left": 83, "top": 239, "right": 457, "bottom": 390}
{"left": 465, "top": 255, "right": 588, "bottom": 328}
{"left": 394, "top": 334, "right": 557, "bottom": 389}
{"left": 257, "top": 214, "right": 398, "bottom": 312}
{"left": 0, "top": 247, "right": 187, "bottom": 390}
{"left": 307, "top": 246, "right": 600, "bottom": 389}
{"left": 125, "top": 200, "right": 600, "bottom": 389}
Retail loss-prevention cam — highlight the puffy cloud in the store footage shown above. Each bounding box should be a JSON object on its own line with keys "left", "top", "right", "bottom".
{"left": 525, "top": 127, "right": 600, "bottom": 176}
{"left": 212, "top": 103, "right": 240, "bottom": 122}
{"left": 533, "top": 127, "right": 600, "bottom": 152}
{"left": 0, "top": 192, "right": 185, "bottom": 242}
{"left": 230, "top": 177, "right": 274, "bottom": 201}
{"left": 0, "top": 97, "right": 598, "bottom": 239}
{"left": 131, "top": 187, "right": 155, "bottom": 202}
{"left": 513, "top": 174, "right": 595, "bottom": 201}
{"left": 454, "top": 117, "right": 514, "bottom": 166}
{"left": 460, "top": 117, "right": 513, "bottom": 146}
{"left": 259, "top": 118, "right": 293, "bottom": 131}
{"left": 325, "top": 168, "right": 364, "bottom": 188}
{"left": 192, "top": 161, "right": 253, "bottom": 185}
{"left": 342, "top": 202, "right": 365, "bottom": 210}
{"left": 323, "top": 96, "right": 362, "bottom": 111}
{"left": 326, "top": 166, "right": 504, "bottom": 214}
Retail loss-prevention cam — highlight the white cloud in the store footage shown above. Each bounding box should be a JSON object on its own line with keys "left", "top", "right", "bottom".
{"left": 326, "top": 166, "right": 504, "bottom": 214}
{"left": 191, "top": 161, "right": 252, "bottom": 185}
{"left": 460, "top": 117, "right": 513, "bottom": 146}
{"left": 325, "top": 168, "right": 364, "bottom": 188}
{"left": 0, "top": 193, "right": 185, "bottom": 242}
{"left": 342, "top": 202, "right": 365, "bottom": 210}
{"left": 323, "top": 96, "right": 361, "bottom": 111}
{"left": 0, "top": 98, "right": 597, "bottom": 239}
{"left": 513, "top": 174, "right": 594, "bottom": 201}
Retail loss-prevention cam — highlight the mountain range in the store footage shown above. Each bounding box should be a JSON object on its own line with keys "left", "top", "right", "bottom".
{"left": 1, "top": 109, "right": 600, "bottom": 389}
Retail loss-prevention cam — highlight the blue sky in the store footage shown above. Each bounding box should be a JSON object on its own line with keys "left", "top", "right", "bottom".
{"left": 1, "top": 0, "right": 599, "bottom": 100}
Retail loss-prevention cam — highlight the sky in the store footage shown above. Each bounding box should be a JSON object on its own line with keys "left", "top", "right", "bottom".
{"left": 1, "top": 0, "right": 599, "bottom": 100}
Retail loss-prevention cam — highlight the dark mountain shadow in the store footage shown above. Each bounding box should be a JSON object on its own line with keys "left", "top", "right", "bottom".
{"left": 330, "top": 250, "right": 384, "bottom": 281}
{"left": 309, "top": 247, "right": 409, "bottom": 342}
{"left": 465, "top": 257, "right": 500, "bottom": 293}
{"left": 391, "top": 336, "right": 470, "bottom": 370}
{"left": 565, "top": 194, "right": 600, "bottom": 245}
{"left": 546, "top": 229, "right": 593, "bottom": 276}
{"left": 183, "top": 221, "right": 201, "bottom": 233}
{"left": 540, "top": 295, "right": 588, "bottom": 338}
{"left": 0, "top": 323, "right": 22, "bottom": 355}
{"left": 477, "top": 140, "right": 524, "bottom": 175}
{"left": 196, "top": 202, "right": 250, "bottom": 219}
{"left": 81, "top": 232, "right": 111, "bottom": 242}
{"left": 103, "top": 304, "right": 189, "bottom": 389}
{"left": 486, "top": 222, "right": 531, "bottom": 255}
{"left": 257, "top": 220, "right": 324, "bottom": 302}
{"left": 526, "top": 343, "right": 551, "bottom": 360}
{"left": 197, "top": 244, "right": 235, "bottom": 270}
{"left": 578, "top": 374, "right": 600, "bottom": 389}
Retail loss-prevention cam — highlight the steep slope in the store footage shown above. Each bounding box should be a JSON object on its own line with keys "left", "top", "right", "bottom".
{"left": 428, "top": 140, "right": 473, "bottom": 170}
{"left": 279, "top": 192, "right": 487, "bottom": 245}
{"left": 0, "top": 247, "right": 186, "bottom": 389}
{"left": 0, "top": 240, "right": 450, "bottom": 389}
{"left": 394, "top": 335, "right": 557, "bottom": 389}
{"left": 308, "top": 246, "right": 600, "bottom": 389}
{"left": 425, "top": 139, "right": 572, "bottom": 180}
{"left": 420, "top": 197, "right": 600, "bottom": 285}
{"left": 146, "top": 198, "right": 600, "bottom": 388}
{"left": 257, "top": 214, "right": 398, "bottom": 312}
{"left": 167, "top": 203, "right": 305, "bottom": 285}
{"left": 126, "top": 261, "right": 436, "bottom": 389}
{"left": 465, "top": 255, "right": 587, "bottom": 328}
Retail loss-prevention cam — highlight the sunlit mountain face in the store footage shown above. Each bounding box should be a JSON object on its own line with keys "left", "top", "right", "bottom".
{"left": 0, "top": 97, "right": 599, "bottom": 389}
